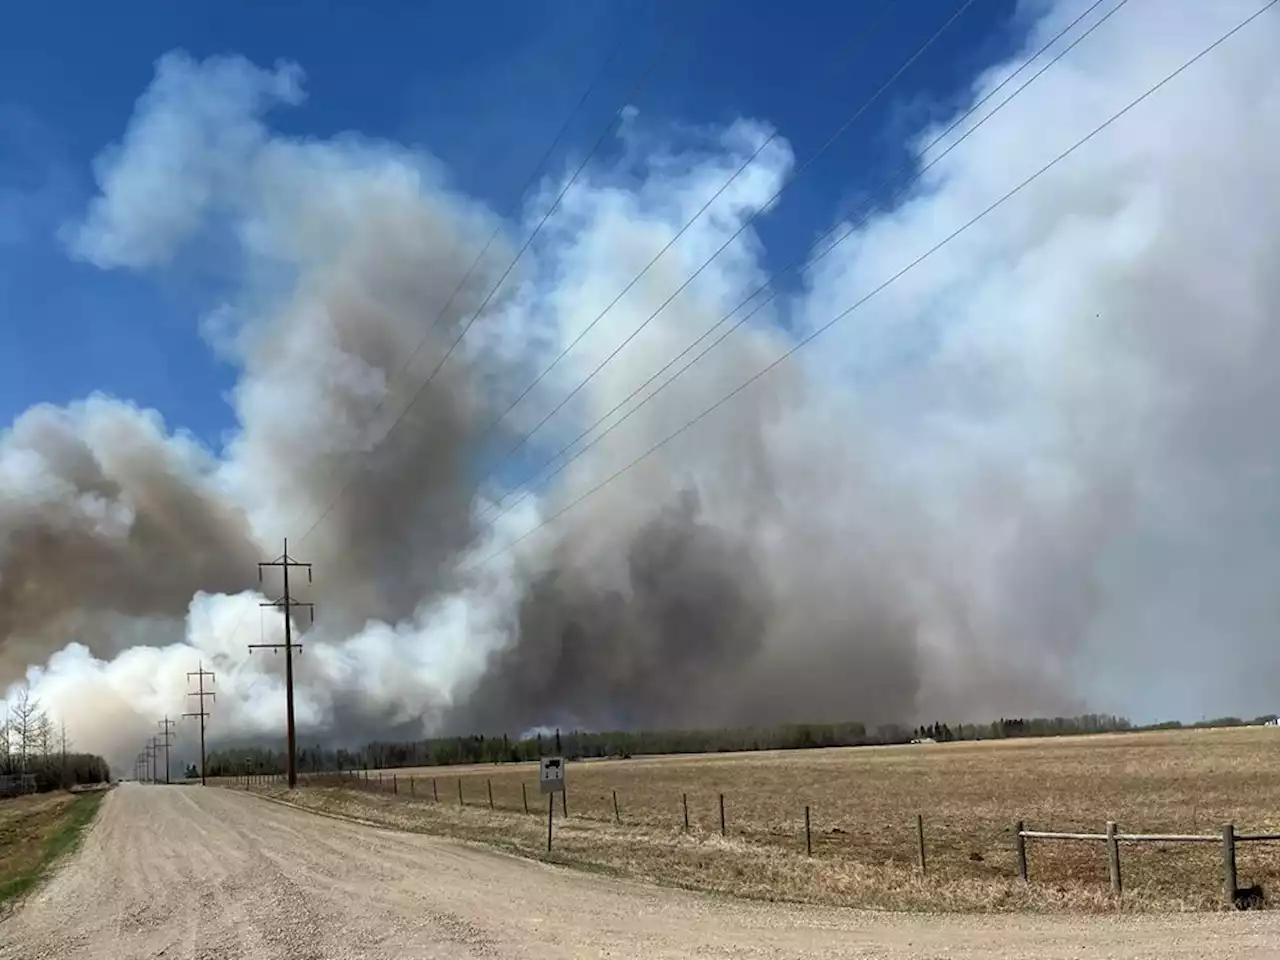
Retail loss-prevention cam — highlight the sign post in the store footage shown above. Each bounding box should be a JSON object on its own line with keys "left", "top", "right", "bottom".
{"left": 540, "top": 757, "right": 565, "bottom": 853}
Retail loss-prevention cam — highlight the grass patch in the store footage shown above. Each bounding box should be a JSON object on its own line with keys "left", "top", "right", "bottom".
{"left": 0, "top": 790, "right": 105, "bottom": 907}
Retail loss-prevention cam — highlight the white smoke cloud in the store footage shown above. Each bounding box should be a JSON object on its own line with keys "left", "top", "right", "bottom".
{"left": 5, "top": 0, "right": 1280, "bottom": 771}
{"left": 64, "top": 51, "right": 305, "bottom": 269}
{"left": 796, "top": 0, "right": 1280, "bottom": 717}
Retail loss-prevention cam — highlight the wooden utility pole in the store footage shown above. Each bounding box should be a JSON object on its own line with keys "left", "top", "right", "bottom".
{"left": 158, "top": 717, "right": 176, "bottom": 785}
{"left": 184, "top": 663, "right": 216, "bottom": 786}
{"left": 146, "top": 738, "right": 158, "bottom": 784}
{"left": 249, "top": 538, "right": 313, "bottom": 789}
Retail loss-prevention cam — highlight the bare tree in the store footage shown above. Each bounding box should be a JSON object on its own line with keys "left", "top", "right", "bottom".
{"left": 58, "top": 720, "right": 73, "bottom": 788}
{"left": 10, "top": 686, "right": 41, "bottom": 772}
{"left": 34, "top": 713, "right": 52, "bottom": 762}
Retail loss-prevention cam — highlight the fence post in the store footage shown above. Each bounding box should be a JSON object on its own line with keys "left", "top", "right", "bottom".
{"left": 410, "top": 776, "right": 415, "bottom": 797}
{"left": 458, "top": 779, "right": 464, "bottom": 806}
{"left": 522, "top": 782, "right": 529, "bottom": 814}
{"left": 916, "top": 814, "right": 927, "bottom": 875}
{"left": 719, "top": 793, "right": 726, "bottom": 837}
{"left": 1223, "top": 823, "right": 1238, "bottom": 904}
{"left": 393, "top": 774, "right": 398, "bottom": 795}
{"left": 1106, "top": 821, "right": 1122, "bottom": 898}
{"left": 805, "top": 805, "right": 812, "bottom": 857}
{"left": 1015, "top": 820, "right": 1028, "bottom": 882}
{"left": 613, "top": 789, "right": 621, "bottom": 824}
{"left": 488, "top": 779, "right": 494, "bottom": 810}
{"left": 682, "top": 793, "right": 689, "bottom": 831}
{"left": 433, "top": 778, "right": 439, "bottom": 803}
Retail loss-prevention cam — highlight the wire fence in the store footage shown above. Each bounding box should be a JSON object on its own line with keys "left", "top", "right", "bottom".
{"left": 214, "top": 767, "right": 1277, "bottom": 910}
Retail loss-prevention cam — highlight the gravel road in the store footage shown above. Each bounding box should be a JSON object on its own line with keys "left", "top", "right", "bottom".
{"left": 2, "top": 784, "right": 1277, "bottom": 959}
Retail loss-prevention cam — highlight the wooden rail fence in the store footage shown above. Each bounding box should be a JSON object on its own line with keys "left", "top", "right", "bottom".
{"left": 1016, "top": 820, "right": 1280, "bottom": 905}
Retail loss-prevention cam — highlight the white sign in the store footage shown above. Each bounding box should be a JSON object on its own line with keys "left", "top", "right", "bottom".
{"left": 539, "top": 756, "right": 565, "bottom": 794}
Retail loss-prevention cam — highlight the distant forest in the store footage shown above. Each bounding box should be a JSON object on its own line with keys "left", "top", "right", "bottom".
{"left": 198, "top": 711, "right": 1275, "bottom": 778}
{"left": 1, "top": 687, "right": 112, "bottom": 794}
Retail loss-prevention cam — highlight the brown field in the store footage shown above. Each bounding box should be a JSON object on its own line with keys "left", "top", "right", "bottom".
{"left": 232, "top": 726, "right": 1280, "bottom": 912}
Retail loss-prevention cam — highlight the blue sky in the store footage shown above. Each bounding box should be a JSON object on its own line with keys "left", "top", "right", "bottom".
{"left": 0, "top": 0, "right": 1024, "bottom": 449}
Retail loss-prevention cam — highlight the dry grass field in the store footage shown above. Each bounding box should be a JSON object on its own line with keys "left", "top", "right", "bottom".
{"left": 235, "top": 726, "right": 1280, "bottom": 912}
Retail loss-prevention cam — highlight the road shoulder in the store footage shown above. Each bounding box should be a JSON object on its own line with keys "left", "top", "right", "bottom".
{"left": 0, "top": 789, "right": 107, "bottom": 910}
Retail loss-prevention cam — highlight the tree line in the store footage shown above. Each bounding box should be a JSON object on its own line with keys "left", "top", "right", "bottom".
{"left": 1, "top": 686, "right": 111, "bottom": 794}
{"left": 203, "top": 711, "right": 1182, "bottom": 777}
{"left": 913, "top": 713, "right": 1135, "bottom": 742}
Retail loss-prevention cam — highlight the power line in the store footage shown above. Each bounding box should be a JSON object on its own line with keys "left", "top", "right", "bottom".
{"left": 227, "top": 4, "right": 897, "bottom": 652}
{"left": 225, "top": 1, "right": 1094, "bottom": 674}
{"left": 469, "top": 0, "right": 1279, "bottom": 569}
{"left": 278, "top": 23, "right": 637, "bottom": 548}
{"left": 469, "top": 0, "right": 976, "bottom": 490}
{"left": 215, "top": 1, "right": 953, "bottom": 665}
{"left": 471, "top": 0, "right": 1129, "bottom": 534}
{"left": 249, "top": 539, "right": 314, "bottom": 790}
{"left": 294, "top": 33, "right": 673, "bottom": 548}
{"left": 293, "top": 0, "right": 929, "bottom": 551}
{"left": 213, "top": 23, "right": 671, "bottom": 700}
{"left": 339, "top": 0, "right": 957, "bottom": 547}
{"left": 184, "top": 663, "right": 216, "bottom": 787}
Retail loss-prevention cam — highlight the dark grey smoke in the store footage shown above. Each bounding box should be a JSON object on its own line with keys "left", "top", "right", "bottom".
{"left": 226, "top": 205, "right": 517, "bottom": 639}
{"left": 0, "top": 399, "right": 261, "bottom": 684}
{"left": 451, "top": 490, "right": 774, "bottom": 732}
{"left": 451, "top": 482, "right": 940, "bottom": 735}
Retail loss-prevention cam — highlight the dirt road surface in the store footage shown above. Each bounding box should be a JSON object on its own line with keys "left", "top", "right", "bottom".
{"left": 2, "top": 785, "right": 1277, "bottom": 959}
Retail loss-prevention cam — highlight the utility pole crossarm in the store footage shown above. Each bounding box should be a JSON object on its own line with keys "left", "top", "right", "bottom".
{"left": 157, "top": 717, "right": 176, "bottom": 785}
{"left": 248, "top": 538, "right": 315, "bottom": 790}
{"left": 184, "top": 663, "right": 216, "bottom": 786}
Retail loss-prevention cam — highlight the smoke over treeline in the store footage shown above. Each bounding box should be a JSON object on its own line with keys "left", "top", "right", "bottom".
{"left": 207, "top": 712, "right": 1280, "bottom": 781}
{"left": 5, "top": 1, "right": 1280, "bottom": 772}
{"left": 203, "top": 712, "right": 1141, "bottom": 778}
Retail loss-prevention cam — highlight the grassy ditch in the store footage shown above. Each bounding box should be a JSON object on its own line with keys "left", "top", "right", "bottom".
{"left": 0, "top": 790, "right": 105, "bottom": 906}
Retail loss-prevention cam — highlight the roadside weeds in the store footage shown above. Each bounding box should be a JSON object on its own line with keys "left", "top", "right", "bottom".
{"left": 0, "top": 790, "right": 106, "bottom": 909}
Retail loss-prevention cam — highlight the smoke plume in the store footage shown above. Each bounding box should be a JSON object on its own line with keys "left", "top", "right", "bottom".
{"left": 5, "top": 0, "right": 1280, "bottom": 771}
